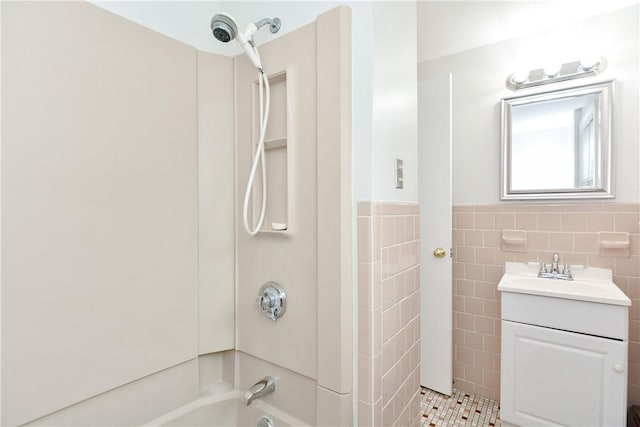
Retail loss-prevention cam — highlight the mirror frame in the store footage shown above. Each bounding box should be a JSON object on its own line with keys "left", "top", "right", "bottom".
{"left": 500, "top": 80, "right": 615, "bottom": 200}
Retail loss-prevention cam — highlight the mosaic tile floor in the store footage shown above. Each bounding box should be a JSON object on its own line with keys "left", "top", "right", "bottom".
{"left": 419, "top": 387, "right": 501, "bottom": 426}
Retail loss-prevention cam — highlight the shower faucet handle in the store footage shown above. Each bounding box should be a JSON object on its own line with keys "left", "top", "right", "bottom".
{"left": 256, "top": 282, "right": 287, "bottom": 321}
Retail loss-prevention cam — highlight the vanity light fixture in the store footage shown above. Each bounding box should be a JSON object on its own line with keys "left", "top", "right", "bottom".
{"left": 506, "top": 56, "right": 607, "bottom": 90}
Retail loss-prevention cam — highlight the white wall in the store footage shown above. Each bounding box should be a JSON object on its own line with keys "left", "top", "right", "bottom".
{"left": 417, "top": 0, "right": 639, "bottom": 63}
{"left": 418, "top": 6, "right": 640, "bottom": 205}
{"left": 370, "top": 1, "right": 418, "bottom": 202}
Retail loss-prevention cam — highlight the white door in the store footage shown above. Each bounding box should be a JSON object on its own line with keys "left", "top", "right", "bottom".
{"left": 418, "top": 73, "right": 453, "bottom": 395}
{"left": 501, "top": 320, "right": 627, "bottom": 426}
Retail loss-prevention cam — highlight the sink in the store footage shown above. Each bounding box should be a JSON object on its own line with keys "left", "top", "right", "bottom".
{"left": 498, "top": 262, "right": 631, "bottom": 306}
{"left": 498, "top": 262, "right": 630, "bottom": 341}
{"left": 499, "top": 262, "right": 631, "bottom": 426}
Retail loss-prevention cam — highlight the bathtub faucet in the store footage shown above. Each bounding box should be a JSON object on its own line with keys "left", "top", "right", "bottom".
{"left": 244, "top": 376, "right": 276, "bottom": 405}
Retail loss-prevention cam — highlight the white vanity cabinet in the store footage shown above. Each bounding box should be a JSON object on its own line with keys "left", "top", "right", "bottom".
{"left": 501, "top": 320, "right": 627, "bottom": 426}
{"left": 498, "top": 262, "right": 631, "bottom": 427}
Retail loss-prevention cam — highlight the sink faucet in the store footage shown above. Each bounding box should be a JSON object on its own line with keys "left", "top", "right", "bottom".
{"left": 538, "top": 253, "right": 573, "bottom": 281}
{"left": 244, "top": 376, "right": 276, "bottom": 405}
{"left": 551, "top": 252, "right": 560, "bottom": 274}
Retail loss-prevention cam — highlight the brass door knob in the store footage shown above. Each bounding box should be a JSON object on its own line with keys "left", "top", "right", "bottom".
{"left": 433, "top": 247, "right": 446, "bottom": 258}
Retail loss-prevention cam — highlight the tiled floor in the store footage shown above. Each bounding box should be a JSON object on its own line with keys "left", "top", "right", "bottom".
{"left": 418, "top": 387, "right": 501, "bottom": 426}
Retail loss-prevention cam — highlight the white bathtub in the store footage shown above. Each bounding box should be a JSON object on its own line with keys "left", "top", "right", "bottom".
{"left": 143, "top": 391, "right": 310, "bottom": 427}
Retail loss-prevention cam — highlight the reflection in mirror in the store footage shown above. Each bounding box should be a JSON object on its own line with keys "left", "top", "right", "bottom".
{"left": 501, "top": 80, "right": 615, "bottom": 200}
{"left": 510, "top": 94, "right": 599, "bottom": 190}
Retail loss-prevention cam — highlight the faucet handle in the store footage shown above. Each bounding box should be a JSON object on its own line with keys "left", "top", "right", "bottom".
{"left": 562, "top": 264, "right": 571, "bottom": 274}
{"left": 256, "top": 282, "right": 287, "bottom": 322}
{"left": 539, "top": 262, "right": 548, "bottom": 273}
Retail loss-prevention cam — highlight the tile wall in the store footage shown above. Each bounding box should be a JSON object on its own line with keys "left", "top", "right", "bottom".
{"left": 452, "top": 202, "right": 640, "bottom": 402}
{"left": 358, "top": 202, "right": 422, "bottom": 426}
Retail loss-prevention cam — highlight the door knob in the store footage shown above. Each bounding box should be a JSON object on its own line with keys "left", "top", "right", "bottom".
{"left": 433, "top": 247, "right": 446, "bottom": 258}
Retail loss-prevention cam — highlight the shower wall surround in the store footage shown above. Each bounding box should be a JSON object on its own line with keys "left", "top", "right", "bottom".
{"left": 451, "top": 202, "right": 640, "bottom": 402}
{"left": 2, "top": 2, "right": 352, "bottom": 426}
{"left": 2, "top": 2, "right": 202, "bottom": 424}
{"left": 235, "top": 7, "right": 353, "bottom": 425}
{"left": 197, "top": 51, "right": 235, "bottom": 355}
{"left": 358, "top": 202, "right": 422, "bottom": 426}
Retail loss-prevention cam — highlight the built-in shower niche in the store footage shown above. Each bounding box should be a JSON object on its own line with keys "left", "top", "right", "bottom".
{"left": 251, "top": 71, "right": 288, "bottom": 233}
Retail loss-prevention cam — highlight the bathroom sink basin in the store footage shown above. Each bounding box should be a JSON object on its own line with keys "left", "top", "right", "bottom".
{"left": 498, "top": 262, "right": 631, "bottom": 340}
{"left": 498, "top": 262, "right": 631, "bottom": 306}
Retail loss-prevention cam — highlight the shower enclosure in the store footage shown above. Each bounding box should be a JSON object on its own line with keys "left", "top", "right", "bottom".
{"left": 1, "top": 3, "right": 353, "bottom": 425}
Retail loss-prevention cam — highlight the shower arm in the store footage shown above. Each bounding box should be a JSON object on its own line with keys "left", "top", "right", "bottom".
{"left": 254, "top": 17, "right": 281, "bottom": 34}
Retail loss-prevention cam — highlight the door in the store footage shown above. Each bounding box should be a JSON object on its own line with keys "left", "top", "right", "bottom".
{"left": 418, "top": 73, "right": 453, "bottom": 395}
{"left": 501, "top": 320, "right": 627, "bottom": 426}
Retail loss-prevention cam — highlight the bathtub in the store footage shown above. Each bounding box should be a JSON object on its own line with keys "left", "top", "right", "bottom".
{"left": 143, "top": 390, "right": 310, "bottom": 427}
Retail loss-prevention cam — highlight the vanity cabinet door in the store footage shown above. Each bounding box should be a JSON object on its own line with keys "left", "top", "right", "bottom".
{"left": 501, "top": 320, "right": 627, "bottom": 427}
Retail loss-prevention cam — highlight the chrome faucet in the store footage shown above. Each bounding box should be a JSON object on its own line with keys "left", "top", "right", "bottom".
{"left": 244, "top": 376, "right": 276, "bottom": 405}
{"left": 551, "top": 252, "right": 560, "bottom": 274}
{"left": 538, "top": 252, "right": 573, "bottom": 280}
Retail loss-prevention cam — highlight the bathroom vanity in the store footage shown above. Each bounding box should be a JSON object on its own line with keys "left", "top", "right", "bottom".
{"left": 498, "top": 262, "right": 631, "bottom": 426}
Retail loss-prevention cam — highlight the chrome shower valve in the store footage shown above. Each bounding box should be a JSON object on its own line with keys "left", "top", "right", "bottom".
{"left": 256, "top": 282, "right": 286, "bottom": 321}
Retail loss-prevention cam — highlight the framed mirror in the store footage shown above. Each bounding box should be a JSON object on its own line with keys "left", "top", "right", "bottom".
{"left": 500, "top": 80, "right": 615, "bottom": 200}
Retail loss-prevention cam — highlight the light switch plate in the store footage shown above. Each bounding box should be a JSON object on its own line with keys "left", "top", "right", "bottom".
{"left": 395, "top": 158, "right": 404, "bottom": 189}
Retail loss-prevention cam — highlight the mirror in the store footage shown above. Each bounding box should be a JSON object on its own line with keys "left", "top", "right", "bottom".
{"left": 501, "top": 80, "right": 615, "bottom": 200}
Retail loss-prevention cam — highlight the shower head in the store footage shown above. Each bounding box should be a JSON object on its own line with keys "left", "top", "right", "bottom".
{"left": 210, "top": 12, "right": 282, "bottom": 70}
{"left": 210, "top": 13, "right": 237, "bottom": 43}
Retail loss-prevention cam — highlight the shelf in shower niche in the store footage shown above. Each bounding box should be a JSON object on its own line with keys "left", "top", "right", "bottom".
{"left": 260, "top": 137, "right": 287, "bottom": 151}
{"left": 258, "top": 228, "right": 290, "bottom": 236}
{"left": 250, "top": 71, "right": 288, "bottom": 234}
{"left": 258, "top": 222, "right": 288, "bottom": 234}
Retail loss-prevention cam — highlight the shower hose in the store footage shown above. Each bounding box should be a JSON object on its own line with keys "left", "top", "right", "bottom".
{"left": 242, "top": 46, "right": 270, "bottom": 236}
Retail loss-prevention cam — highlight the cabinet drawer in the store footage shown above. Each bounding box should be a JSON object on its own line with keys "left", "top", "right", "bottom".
{"left": 502, "top": 292, "right": 628, "bottom": 340}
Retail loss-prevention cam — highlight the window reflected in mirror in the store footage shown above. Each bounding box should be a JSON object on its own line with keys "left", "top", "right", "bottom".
{"left": 501, "top": 80, "right": 614, "bottom": 200}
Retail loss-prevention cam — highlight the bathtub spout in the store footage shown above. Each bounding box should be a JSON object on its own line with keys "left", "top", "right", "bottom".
{"left": 244, "top": 376, "right": 276, "bottom": 405}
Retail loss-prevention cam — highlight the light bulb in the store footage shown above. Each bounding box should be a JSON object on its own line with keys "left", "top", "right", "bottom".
{"left": 543, "top": 64, "right": 560, "bottom": 78}
{"left": 512, "top": 71, "right": 529, "bottom": 84}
